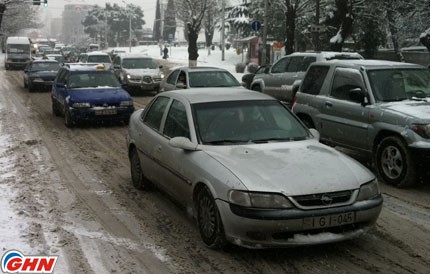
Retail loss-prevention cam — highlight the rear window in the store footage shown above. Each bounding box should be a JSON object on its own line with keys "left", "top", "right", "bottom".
{"left": 300, "top": 65, "right": 330, "bottom": 95}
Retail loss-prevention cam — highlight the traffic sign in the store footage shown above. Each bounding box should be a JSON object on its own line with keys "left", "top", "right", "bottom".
{"left": 251, "top": 21, "right": 261, "bottom": 31}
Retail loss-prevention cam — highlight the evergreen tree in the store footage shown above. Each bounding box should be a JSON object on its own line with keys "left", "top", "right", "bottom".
{"left": 153, "top": 0, "right": 162, "bottom": 42}
{"left": 163, "top": 0, "right": 176, "bottom": 41}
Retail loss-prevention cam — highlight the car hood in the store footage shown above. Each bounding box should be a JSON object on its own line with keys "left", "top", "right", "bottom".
{"left": 202, "top": 140, "right": 374, "bottom": 196}
{"left": 123, "top": 68, "right": 160, "bottom": 76}
{"left": 29, "top": 71, "right": 58, "bottom": 77}
{"left": 380, "top": 100, "right": 430, "bottom": 120}
{"left": 67, "top": 88, "right": 131, "bottom": 104}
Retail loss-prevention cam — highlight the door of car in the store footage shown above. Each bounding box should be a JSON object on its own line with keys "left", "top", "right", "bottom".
{"left": 156, "top": 99, "right": 193, "bottom": 205}
{"left": 136, "top": 96, "right": 171, "bottom": 184}
{"left": 162, "top": 69, "right": 180, "bottom": 91}
{"left": 264, "top": 56, "right": 305, "bottom": 102}
{"left": 52, "top": 68, "right": 68, "bottom": 110}
{"left": 318, "top": 67, "right": 370, "bottom": 150}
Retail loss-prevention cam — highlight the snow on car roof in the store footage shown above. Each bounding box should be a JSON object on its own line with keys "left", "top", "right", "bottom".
{"left": 164, "top": 87, "right": 275, "bottom": 104}
{"left": 312, "top": 59, "right": 425, "bottom": 69}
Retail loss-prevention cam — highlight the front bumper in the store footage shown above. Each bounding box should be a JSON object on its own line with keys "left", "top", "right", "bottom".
{"left": 216, "top": 195, "right": 383, "bottom": 248}
{"left": 126, "top": 78, "right": 161, "bottom": 91}
{"left": 69, "top": 106, "right": 135, "bottom": 123}
{"left": 30, "top": 79, "right": 54, "bottom": 88}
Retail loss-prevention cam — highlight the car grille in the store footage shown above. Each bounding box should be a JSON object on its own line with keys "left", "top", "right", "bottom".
{"left": 142, "top": 76, "right": 152, "bottom": 83}
{"left": 11, "top": 59, "right": 27, "bottom": 63}
{"left": 291, "top": 190, "right": 354, "bottom": 208}
{"left": 92, "top": 103, "right": 120, "bottom": 107}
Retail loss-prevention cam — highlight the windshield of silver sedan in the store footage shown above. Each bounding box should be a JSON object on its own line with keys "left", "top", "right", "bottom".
{"left": 194, "top": 100, "right": 309, "bottom": 145}
{"left": 368, "top": 68, "right": 430, "bottom": 102}
{"left": 189, "top": 71, "right": 241, "bottom": 87}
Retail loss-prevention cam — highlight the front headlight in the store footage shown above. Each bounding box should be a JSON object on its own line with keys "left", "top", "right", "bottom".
{"left": 120, "top": 101, "right": 133, "bottom": 107}
{"left": 356, "top": 179, "right": 380, "bottom": 201}
{"left": 411, "top": 123, "right": 430, "bottom": 139}
{"left": 228, "top": 190, "right": 293, "bottom": 209}
{"left": 72, "top": 102, "right": 91, "bottom": 108}
{"left": 160, "top": 73, "right": 165, "bottom": 79}
{"left": 126, "top": 74, "right": 131, "bottom": 79}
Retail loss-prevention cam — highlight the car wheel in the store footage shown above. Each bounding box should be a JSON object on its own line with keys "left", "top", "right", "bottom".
{"left": 52, "top": 100, "right": 61, "bottom": 116}
{"left": 251, "top": 85, "right": 261, "bottom": 92}
{"left": 129, "top": 148, "right": 150, "bottom": 190}
{"left": 196, "top": 186, "right": 227, "bottom": 249}
{"left": 64, "top": 105, "right": 74, "bottom": 128}
{"left": 375, "top": 136, "right": 417, "bottom": 187}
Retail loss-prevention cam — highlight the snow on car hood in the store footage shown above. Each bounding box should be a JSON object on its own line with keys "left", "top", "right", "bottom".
{"left": 381, "top": 100, "right": 430, "bottom": 120}
{"left": 203, "top": 139, "right": 374, "bottom": 196}
{"left": 123, "top": 68, "right": 160, "bottom": 77}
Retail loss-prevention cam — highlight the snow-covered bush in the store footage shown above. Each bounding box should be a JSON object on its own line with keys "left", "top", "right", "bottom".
{"left": 247, "top": 63, "right": 259, "bottom": 73}
{"left": 235, "top": 63, "right": 246, "bottom": 73}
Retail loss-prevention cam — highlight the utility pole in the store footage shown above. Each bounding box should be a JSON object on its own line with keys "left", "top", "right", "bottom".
{"left": 261, "top": 0, "right": 268, "bottom": 65}
{"left": 221, "top": 0, "right": 225, "bottom": 61}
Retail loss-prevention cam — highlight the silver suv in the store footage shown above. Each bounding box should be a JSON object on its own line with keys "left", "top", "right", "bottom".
{"left": 112, "top": 53, "right": 163, "bottom": 93}
{"left": 251, "top": 51, "right": 363, "bottom": 106}
{"left": 292, "top": 59, "right": 430, "bottom": 188}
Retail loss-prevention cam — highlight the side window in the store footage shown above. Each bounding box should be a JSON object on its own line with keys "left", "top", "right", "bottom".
{"left": 301, "top": 65, "right": 330, "bottom": 95}
{"left": 300, "top": 56, "right": 317, "bottom": 72}
{"left": 56, "top": 69, "right": 67, "bottom": 84}
{"left": 143, "top": 96, "right": 170, "bottom": 131}
{"left": 166, "top": 70, "right": 180, "bottom": 85}
{"left": 330, "top": 68, "right": 365, "bottom": 101}
{"left": 163, "top": 100, "right": 190, "bottom": 139}
{"left": 271, "top": 57, "right": 290, "bottom": 73}
{"left": 286, "top": 56, "right": 304, "bottom": 72}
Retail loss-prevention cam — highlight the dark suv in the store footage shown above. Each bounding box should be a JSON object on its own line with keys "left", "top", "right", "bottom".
{"left": 293, "top": 59, "right": 430, "bottom": 187}
{"left": 251, "top": 51, "right": 363, "bottom": 105}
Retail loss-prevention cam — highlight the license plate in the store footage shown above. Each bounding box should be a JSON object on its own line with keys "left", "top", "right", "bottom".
{"left": 95, "top": 109, "right": 117, "bottom": 115}
{"left": 303, "top": 212, "right": 355, "bottom": 229}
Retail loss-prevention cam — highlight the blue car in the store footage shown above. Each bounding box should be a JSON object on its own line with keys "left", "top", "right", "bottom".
{"left": 51, "top": 63, "right": 135, "bottom": 127}
{"left": 23, "top": 59, "right": 60, "bottom": 92}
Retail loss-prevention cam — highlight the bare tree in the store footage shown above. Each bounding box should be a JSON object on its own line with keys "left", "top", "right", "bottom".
{"left": 174, "top": 0, "right": 209, "bottom": 67}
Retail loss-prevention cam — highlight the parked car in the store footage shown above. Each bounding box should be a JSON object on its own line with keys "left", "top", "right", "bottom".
{"left": 126, "top": 87, "right": 383, "bottom": 248}
{"left": 112, "top": 53, "right": 163, "bottom": 93}
{"left": 292, "top": 59, "right": 430, "bottom": 187}
{"left": 23, "top": 59, "right": 60, "bottom": 92}
{"left": 241, "top": 64, "right": 270, "bottom": 89}
{"left": 78, "top": 51, "right": 112, "bottom": 69}
{"left": 160, "top": 66, "right": 241, "bottom": 91}
{"left": 251, "top": 51, "right": 363, "bottom": 106}
{"left": 51, "top": 63, "right": 134, "bottom": 127}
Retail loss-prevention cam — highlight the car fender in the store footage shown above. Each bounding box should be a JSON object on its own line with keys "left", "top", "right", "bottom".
{"left": 250, "top": 77, "right": 265, "bottom": 90}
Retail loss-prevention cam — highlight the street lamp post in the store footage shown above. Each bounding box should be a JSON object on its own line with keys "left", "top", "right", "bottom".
{"left": 121, "top": 0, "right": 132, "bottom": 52}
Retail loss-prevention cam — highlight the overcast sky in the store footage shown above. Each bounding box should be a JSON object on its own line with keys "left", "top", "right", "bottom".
{"left": 45, "top": 0, "right": 158, "bottom": 29}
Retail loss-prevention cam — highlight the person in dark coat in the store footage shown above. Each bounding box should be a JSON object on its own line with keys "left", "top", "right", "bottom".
{"left": 163, "top": 46, "right": 169, "bottom": 59}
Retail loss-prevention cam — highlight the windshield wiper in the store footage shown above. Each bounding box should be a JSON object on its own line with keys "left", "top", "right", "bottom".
{"left": 251, "top": 137, "right": 307, "bottom": 143}
{"left": 206, "top": 139, "right": 250, "bottom": 145}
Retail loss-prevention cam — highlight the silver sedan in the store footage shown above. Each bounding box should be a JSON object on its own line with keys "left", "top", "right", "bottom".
{"left": 126, "top": 87, "right": 383, "bottom": 249}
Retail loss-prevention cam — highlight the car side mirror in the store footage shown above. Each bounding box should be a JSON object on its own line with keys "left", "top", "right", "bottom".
{"left": 349, "top": 87, "right": 368, "bottom": 105}
{"left": 176, "top": 83, "right": 187, "bottom": 89}
{"left": 169, "top": 137, "right": 199, "bottom": 151}
{"left": 309, "top": 128, "right": 320, "bottom": 141}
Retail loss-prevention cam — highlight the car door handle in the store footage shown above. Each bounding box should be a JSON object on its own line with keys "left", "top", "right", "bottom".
{"left": 325, "top": 101, "right": 333, "bottom": 108}
{"left": 156, "top": 145, "right": 162, "bottom": 152}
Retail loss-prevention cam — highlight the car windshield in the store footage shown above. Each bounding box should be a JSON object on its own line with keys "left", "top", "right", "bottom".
{"left": 87, "top": 55, "right": 111, "bottom": 63}
{"left": 194, "top": 100, "right": 309, "bottom": 145}
{"left": 189, "top": 71, "right": 240, "bottom": 87}
{"left": 31, "top": 62, "right": 60, "bottom": 72}
{"left": 7, "top": 44, "right": 30, "bottom": 53}
{"left": 122, "top": 58, "right": 157, "bottom": 69}
{"left": 367, "top": 68, "right": 430, "bottom": 102}
{"left": 68, "top": 71, "right": 121, "bottom": 88}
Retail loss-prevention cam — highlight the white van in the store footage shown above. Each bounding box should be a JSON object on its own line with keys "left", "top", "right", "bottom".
{"left": 5, "top": 36, "right": 31, "bottom": 70}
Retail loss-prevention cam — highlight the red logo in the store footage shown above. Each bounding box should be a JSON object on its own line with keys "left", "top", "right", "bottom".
{"left": 1, "top": 250, "right": 58, "bottom": 273}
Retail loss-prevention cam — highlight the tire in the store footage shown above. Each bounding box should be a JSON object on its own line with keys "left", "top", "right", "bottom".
{"left": 64, "top": 104, "right": 74, "bottom": 128}
{"left": 300, "top": 116, "right": 315, "bottom": 129}
{"left": 52, "top": 100, "right": 61, "bottom": 116}
{"left": 196, "top": 186, "right": 227, "bottom": 249}
{"left": 251, "top": 85, "right": 261, "bottom": 92}
{"left": 375, "top": 136, "right": 417, "bottom": 188}
{"left": 129, "top": 148, "right": 150, "bottom": 190}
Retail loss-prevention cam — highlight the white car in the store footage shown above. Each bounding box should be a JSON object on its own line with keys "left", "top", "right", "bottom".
{"left": 126, "top": 87, "right": 383, "bottom": 249}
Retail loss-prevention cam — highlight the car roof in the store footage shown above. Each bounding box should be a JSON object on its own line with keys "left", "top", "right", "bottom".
{"left": 287, "top": 51, "right": 363, "bottom": 60}
{"left": 85, "top": 51, "right": 109, "bottom": 56}
{"left": 161, "top": 87, "right": 276, "bottom": 104}
{"left": 63, "top": 63, "right": 110, "bottom": 71}
{"left": 171, "top": 66, "right": 230, "bottom": 72}
{"left": 32, "top": 59, "right": 59, "bottom": 63}
{"left": 117, "top": 53, "right": 151, "bottom": 59}
{"left": 311, "top": 59, "right": 425, "bottom": 69}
